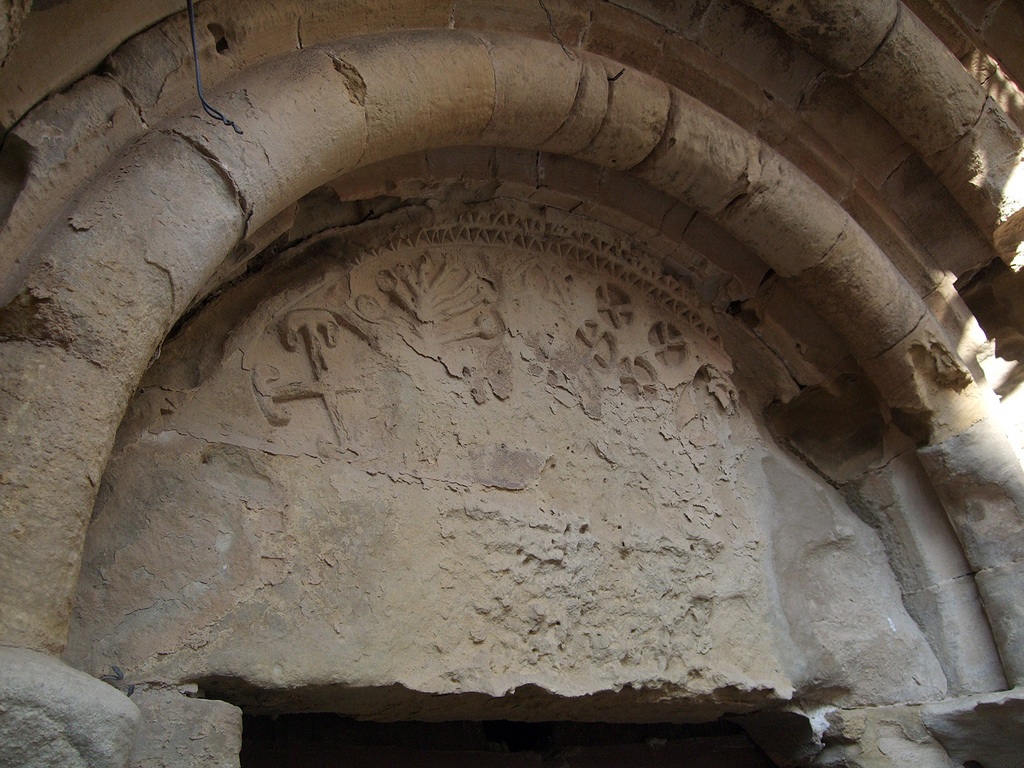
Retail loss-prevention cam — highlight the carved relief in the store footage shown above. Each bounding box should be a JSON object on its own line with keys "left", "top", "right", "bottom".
{"left": 236, "top": 204, "right": 732, "bottom": 450}
{"left": 355, "top": 252, "right": 503, "bottom": 346}
{"left": 251, "top": 309, "right": 367, "bottom": 445}
{"left": 363, "top": 208, "right": 722, "bottom": 349}
{"left": 573, "top": 282, "right": 699, "bottom": 400}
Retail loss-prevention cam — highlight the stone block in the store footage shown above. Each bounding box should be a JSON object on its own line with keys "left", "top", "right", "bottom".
{"left": 922, "top": 277, "right": 989, "bottom": 384}
{"left": 922, "top": 686, "right": 1024, "bottom": 768}
{"left": 539, "top": 53, "right": 610, "bottom": 156}
{"left": 879, "top": 154, "right": 996, "bottom": 278}
{"left": 690, "top": 0, "right": 824, "bottom": 109}
{"left": 720, "top": 151, "right": 849, "bottom": 278}
{"left": 476, "top": 33, "right": 583, "bottom": 148}
{"left": 494, "top": 148, "right": 540, "bottom": 199}
{"left": 452, "top": 0, "right": 591, "bottom": 45}
{"left": 595, "top": 168, "right": 676, "bottom": 234}
{"left": 655, "top": 29, "right": 769, "bottom": 131}
{"left": 575, "top": 64, "right": 671, "bottom": 172}
{"left": 537, "top": 153, "right": 604, "bottom": 205}
{"left": 794, "top": 75, "right": 911, "bottom": 190}
{"left": 975, "top": 560, "right": 1024, "bottom": 685}
{"left": 789, "top": 220, "right": 927, "bottom": 359}
{"left": 584, "top": 1, "right": 667, "bottom": 74}
{"left": 762, "top": 452, "right": 947, "bottom": 707}
{"left": 756, "top": 100, "right": 858, "bottom": 201}
{"left": 0, "top": 648, "right": 139, "bottom": 768}
{"left": 860, "top": 313, "right": 984, "bottom": 445}
{"left": 918, "top": 416, "right": 1024, "bottom": 569}
{"left": 840, "top": 180, "right": 940, "bottom": 299}
{"left": 904, "top": 576, "right": 1008, "bottom": 695}
{"left": 127, "top": 687, "right": 242, "bottom": 768}
{"left": 635, "top": 88, "right": 755, "bottom": 215}
{"left": 846, "top": 453, "right": 971, "bottom": 593}
{"left": 931, "top": 97, "right": 1024, "bottom": 264}
{"left": 425, "top": 146, "right": 496, "bottom": 184}
{"left": 853, "top": 4, "right": 987, "bottom": 156}
{"left": 0, "top": 74, "right": 145, "bottom": 306}
{"left": 680, "top": 215, "right": 768, "bottom": 297}
{"left": 741, "top": 0, "right": 898, "bottom": 73}
{"left": 818, "top": 704, "right": 954, "bottom": 767}
{"left": 983, "top": 0, "right": 1024, "bottom": 88}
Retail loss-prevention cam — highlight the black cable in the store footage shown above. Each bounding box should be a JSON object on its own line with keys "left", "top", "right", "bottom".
{"left": 186, "top": 0, "right": 243, "bottom": 134}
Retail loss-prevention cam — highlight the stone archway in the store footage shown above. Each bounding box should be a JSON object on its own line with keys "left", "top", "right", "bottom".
{"left": 1, "top": 6, "right": 1023, "bottom": 765}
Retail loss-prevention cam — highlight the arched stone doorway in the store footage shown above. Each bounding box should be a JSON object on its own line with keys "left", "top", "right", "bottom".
{"left": 65, "top": 183, "right": 945, "bottom": 764}
{"left": 1, "top": 3, "right": 1023, "bottom": 765}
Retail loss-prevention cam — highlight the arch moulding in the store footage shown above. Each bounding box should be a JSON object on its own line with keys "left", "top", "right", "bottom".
{"left": 1, "top": 19, "right": 1023, "bottom": 767}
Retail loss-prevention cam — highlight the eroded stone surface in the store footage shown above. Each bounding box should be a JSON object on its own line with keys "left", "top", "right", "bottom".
{"left": 127, "top": 686, "right": 241, "bottom": 768}
{"left": 63, "top": 201, "right": 943, "bottom": 719}
{"left": 922, "top": 686, "right": 1024, "bottom": 768}
{"left": 0, "top": 647, "right": 139, "bottom": 768}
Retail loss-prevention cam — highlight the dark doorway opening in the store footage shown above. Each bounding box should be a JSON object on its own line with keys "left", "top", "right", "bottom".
{"left": 241, "top": 715, "right": 778, "bottom": 766}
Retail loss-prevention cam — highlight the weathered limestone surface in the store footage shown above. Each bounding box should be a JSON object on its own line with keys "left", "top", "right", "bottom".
{"left": 127, "top": 687, "right": 242, "bottom": 768}
{"left": 0, "top": 4, "right": 1023, "bottom": 764}
{"left": 0, "top": 646, "right": 139, "bottom": 768}
{"left": 816, "top": 705, "right": 954, "bottom": 767}
{"left": 64, "top": 201, "right": 944, "bottom": 719}
{"left": 761, "top": 453, "right": 946, "bottom": 706}
{"left": 922, "top": 686, "right": 1024, "bottom": 768}
{"left": 0, "top": 131, "right": 245, "bottom": 652}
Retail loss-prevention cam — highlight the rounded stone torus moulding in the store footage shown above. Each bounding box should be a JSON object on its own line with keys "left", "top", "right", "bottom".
{"left": 2, "top": 3, "right": 1024, "bottom": 764}
{"left": 64, "top": 199, "right": 946, "bottom": 725}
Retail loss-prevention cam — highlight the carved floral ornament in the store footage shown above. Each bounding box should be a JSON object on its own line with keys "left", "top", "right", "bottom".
{"left": 243, "top": 207, "right": 737, "bottom": 452}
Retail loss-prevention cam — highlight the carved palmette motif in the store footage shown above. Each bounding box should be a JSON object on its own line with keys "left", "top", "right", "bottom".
{"left": 352, "top": 251, "right": 503, "bottom": 346}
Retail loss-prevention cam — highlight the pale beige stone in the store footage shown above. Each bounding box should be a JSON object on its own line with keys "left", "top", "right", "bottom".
{"left": 790, "top": 220, "right": 928, "bottom": 359}
{"left": 335, "top": 31, "right": 495, "bottom": 167}
{"left": 761, "top": 452, "right": 947, "bottom": 706}
{"left": 861, "top": 314, "right": 986, "bottom": 445}
{"left": 574, "top": 64, "right": 671, "bottom": 171}
{"left": 61, "top": 200, "right": 942, "bottom": 725}
{"left": 719, "top": 150, "right": 849, "bottom": 276}
{"left": 538, "top": 53, "right": 611, "bottom": 155}
{"left": 820, "top": 705, "right": 955, "bottom": 767}
{"left": 975, "top": 561, "right": 1024, "bottom": 685}
{"left": 923, "top": 686, "right": 1024, "bottom": 768}
{"left": 127, "top": 687, "right": 242, "bottom": 768}
{"left": 0, "top": 11, "right": 1022, "bottom": 762}
{"left": 476, "top": 33, "right": 583, "bottom": 148}
{"left": 0, "top": 0, "right": 181, "bottom": 128}
{"left": 0, "top": 74, "right": 145, "bottom": 306}
{"left": 918, "top": 415, "right": 1024, "bottom": 570}
{"left": 692, "top": 0, "right": 825, "bottom": 108}
{"left": 841, "top": 179, "right": 942, "bottom": 299}
{"left": 853, "top": 4, "right": 987, "bottom": 156}
{"left": 0, "top": 648, "right": 140, "bottom": 768}
{"left": 0, "top": 130, "right": 244, "bottom": 652}
{"left": 634, "top": 87, "right": 756, "bottom": 214}
{"left": 931, "top": 97, "right": 1024, "bottom": 264}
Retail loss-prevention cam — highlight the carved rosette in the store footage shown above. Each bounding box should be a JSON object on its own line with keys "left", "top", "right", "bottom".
{"left": 239, "top": 206, "right": 733, "bottom": 454}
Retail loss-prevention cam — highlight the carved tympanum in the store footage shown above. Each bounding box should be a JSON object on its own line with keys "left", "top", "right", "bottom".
{"left": 233, "top": 206, "right": 730, "bottom": 453}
